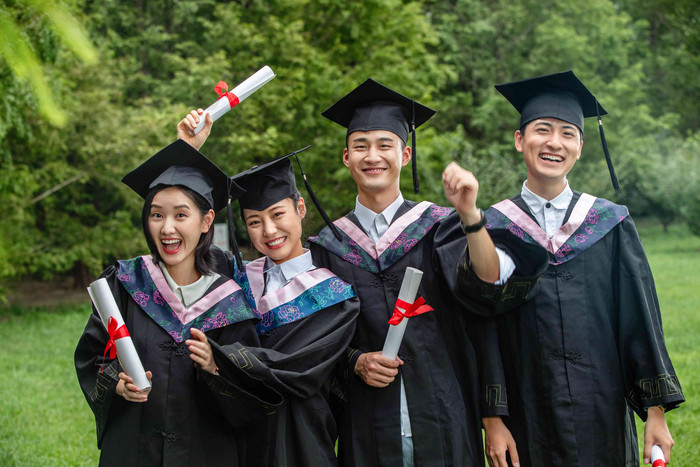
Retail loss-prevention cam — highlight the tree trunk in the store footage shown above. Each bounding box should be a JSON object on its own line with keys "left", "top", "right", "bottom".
{"left": 72, "top": 261, "right": 91, "bottom": 289}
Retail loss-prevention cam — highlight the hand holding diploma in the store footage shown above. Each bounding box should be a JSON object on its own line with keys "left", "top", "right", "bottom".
{"left": 87, "top": 278, "right": 152, "bottom": 392}
{"left": 190, "top": 65, "right": 276, "bottom": 136}
{"left": 643, "top": 405, "right": 674, "bottom": 465}
{"left": 381, "top": 267, "right": 433, "bottom": 360}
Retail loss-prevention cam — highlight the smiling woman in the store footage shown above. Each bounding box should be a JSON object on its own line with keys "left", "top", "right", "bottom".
{"left": 74, "top": 139, "right": 283, "bottom": 467}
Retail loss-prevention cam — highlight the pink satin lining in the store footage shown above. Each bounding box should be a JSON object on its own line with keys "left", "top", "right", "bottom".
{"left": 245, "top": 263, "right": 338, "bottom": 314}
{"left": 492, "top": 193, "right": 596, "bottom": 255}
{"left": 333, "top": 201, "right": 433, "bottom": 259}
{"left": 142, "top": 255, "right": 242, "bottom": 325}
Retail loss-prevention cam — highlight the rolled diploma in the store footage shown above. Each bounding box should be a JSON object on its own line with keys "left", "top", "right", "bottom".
{"left": 193, "top": 65, "right": 276, "bottom": 134}
{"left": 381, "top": 267, "right": 424, "bottom": 360}
{"left": 651, "top": 445, "right": 666, "bottom": 466}
{"left": 87, "top": 278, "right": 151, "bottom": 391}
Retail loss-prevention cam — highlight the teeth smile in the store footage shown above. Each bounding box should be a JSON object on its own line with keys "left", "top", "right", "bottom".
{"left": 540, "top": 154, "right": 564, "bottom": 162}
{"left": 267, "top": 237, "right": 286, "bottom": 247}
{"left": 162, "top": 239, "right": 181, "bottom": 245}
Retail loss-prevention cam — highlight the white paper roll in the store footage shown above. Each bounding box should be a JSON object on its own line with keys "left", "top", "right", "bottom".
{"left": 651, "top": 445, "right": 666, "bottom": 466}
{"left": 381, "top": 267, "right": 424, "bottom": 360}
{"left": 87, "top": 278, "right": 151, "bottom": 392}
{"left": 193, "top": 65, "right": 276, "bottom": 134}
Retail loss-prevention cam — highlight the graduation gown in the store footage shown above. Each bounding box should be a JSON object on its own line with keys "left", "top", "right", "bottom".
{"left": 308, "top": 200, "right": 548, "bottom": 467}
{"left": 475, "top": 192, "right": 685, "bottom": 466}
{"left": 210, "top": 253, "right": 360, "bottom": 466}
{"left": 75, "top": 255, "right": 284, "bottom": 467}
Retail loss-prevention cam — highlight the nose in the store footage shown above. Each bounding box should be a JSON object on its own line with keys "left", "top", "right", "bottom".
{"left": 546, "top": 132, "right": 563, "bottom": 150}
{"left": 161, "top": 216, "right": 176, "bottom": 235}
{"left": 365, "top": 145, "right": 382, "bottom": 162}
{"left": 262, "top": 219, "right": 277, "bottom": 238}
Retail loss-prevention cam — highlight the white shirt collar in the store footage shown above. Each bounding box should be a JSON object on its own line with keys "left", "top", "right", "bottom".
{"left": 354, "top": 193, "right": 405, "bottom": 234}
{"left": 263, "top": 249, "right": 314, "bottom": 285}
{"left": 158, "top": 263, "right": 220, "bottom": 309}
{"left": 520, "top": 180, "right": 573, "bottom": 214}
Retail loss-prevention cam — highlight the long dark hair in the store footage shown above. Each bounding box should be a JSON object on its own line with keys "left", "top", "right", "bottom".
{"left": 141, "top": 185, "right": 215, "bottom": 276}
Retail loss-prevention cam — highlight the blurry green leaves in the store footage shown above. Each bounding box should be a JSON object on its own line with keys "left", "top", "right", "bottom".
{"left": 0, "top": 0, "right": 97, "bottom": 126}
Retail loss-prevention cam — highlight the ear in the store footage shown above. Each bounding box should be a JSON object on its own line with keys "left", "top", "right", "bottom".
{"left": 577, "top": 139, "right": 583, "bottom": 160}
{"left": 514, "top": 130, "right": 524, "bottom": 152}
{"left": 201, "top": 209, "right": 215, "bottom": 233}
{"left": 400, "top": 144, "right": 411, "bottom": 167}
{"left": 343, "top": 147, "right": 350, "bottom": 167}
{"left": 297, "top": 197, "right": 307, "bottom": 220}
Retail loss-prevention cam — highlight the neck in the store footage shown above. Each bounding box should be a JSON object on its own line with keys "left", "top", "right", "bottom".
{"left": 357, "top": 188, "right": 401, "bottom": 214}
{"left": 166, "top": 260, "right": 201, "bottom": 286}
{"left": 270, "top": 242, "right": 305, "bottom": 265}
{"left": 525, "top": 177, "right": 567, "bottom": 201}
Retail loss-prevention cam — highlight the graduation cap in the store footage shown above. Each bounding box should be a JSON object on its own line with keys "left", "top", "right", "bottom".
{"left": 122, "top": 138, "right": 247, "bottom": 267}
{"left": 495, "top": 70, "right": 620, "bottom": 195}
{"left": 322, "top": 78, "right": 436, "bottom": 194}
{"left": 231, "top": 145, "right": 342, "bottom": 241}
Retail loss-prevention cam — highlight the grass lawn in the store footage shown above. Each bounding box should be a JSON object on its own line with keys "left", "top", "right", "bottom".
{"left": 0, "top": 222, "right": 697, "bottom": 466}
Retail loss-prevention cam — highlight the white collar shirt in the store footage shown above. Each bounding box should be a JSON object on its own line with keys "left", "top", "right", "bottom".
{"left": 521, "top": 181, "right": 574, "bottom": 238}
{"left": 263, "top": 249, "right": 314, "bottom": 294}
{"left": 354, "top": 193, "right": 405, "bottom": 243}
{"left": 158, "top": 263, "right": 220, "bottom": 309}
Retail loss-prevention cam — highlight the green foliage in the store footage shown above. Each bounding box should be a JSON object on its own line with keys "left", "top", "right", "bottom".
{"left": 1, "top": 0, "right": 699, "bottom": 293}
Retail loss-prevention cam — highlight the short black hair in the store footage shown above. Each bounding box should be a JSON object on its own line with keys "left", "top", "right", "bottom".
{"left": 142, "top": 185, "right": 215, "bottom": 276}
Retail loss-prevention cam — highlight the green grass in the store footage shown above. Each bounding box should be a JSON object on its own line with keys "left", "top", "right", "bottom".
{"left": 0, "top": 223, "right": 697, "bottom": 465}
{"left": 0, "top": 304, "right": 100, "bottom": 466}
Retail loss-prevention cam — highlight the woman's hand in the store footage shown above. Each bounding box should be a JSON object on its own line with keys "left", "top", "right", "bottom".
{"left": 116, "top": 371, "right": 152, "bottom": 402}
{"left": 177, "top": 108, "right": 213, "bottom": 151}
{"left": 187, "top": 328, "right": 217, "bottom": 374}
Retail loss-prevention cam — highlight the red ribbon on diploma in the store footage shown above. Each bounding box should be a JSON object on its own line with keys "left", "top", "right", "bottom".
{"left": 388, "top": 297, "right": 433, "bottom": 325}
{"left": 101, "top": 316, "right": 130, "bottom": 372}
{"left": 215, "top": 81, "right": 240, "bottom": 109}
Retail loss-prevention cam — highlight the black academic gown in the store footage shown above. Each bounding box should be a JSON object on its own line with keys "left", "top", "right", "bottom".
{"left": 308, "top": 201, "right": 547, "bottom": 467}
{"left": 210, "top": 253, "right": 360, "bottom": 467}
{"left": 75, "top": 257, "right": 283, "bottom": 467}
{"left": 473, "top": 192, "right": 685, "bottom": 466}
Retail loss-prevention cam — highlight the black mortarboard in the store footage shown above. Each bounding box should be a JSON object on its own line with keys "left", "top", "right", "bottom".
{"left": 122, "top": 138, "right": 247, "bottom": 267}
{"left": 495, "top": 70, "right": 620, "bottom": 195}
{"left": 122, "top": 139, "right": 240, "bottom": 212}
{"left": 322, "top": 78, "right": 436, "bottom": 194}
{"left": 231, "top": 146, "right": 342, "bottom": 241}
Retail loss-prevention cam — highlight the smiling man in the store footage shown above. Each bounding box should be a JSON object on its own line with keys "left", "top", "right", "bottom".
{"left": 474, "top": 71, "right": 685, "bottom": 467}
{"left": 308, "top": 79, "right": 546, "bottom": 467}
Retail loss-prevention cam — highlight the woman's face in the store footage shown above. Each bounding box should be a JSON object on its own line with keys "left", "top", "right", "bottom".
{"left": 243, "top": 197, "right": 306, "bottom": 265}
{"left": 147, "top": 186, "right": 214, "bottom": 275}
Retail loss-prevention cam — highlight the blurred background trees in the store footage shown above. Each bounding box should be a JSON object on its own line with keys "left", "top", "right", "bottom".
{"left": 1, "top": 0, "right": 698, "bottom": 292}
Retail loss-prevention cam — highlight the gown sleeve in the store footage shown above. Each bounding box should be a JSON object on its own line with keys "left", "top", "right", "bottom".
{"left": 466, "top": 315, "right": 509, "bottom": 418}
{"left": 74, "top": 266, "right": 126, "bottom": 447}
{"left": 210, "top": 297, "right": 360, "bottom": 399}
{"left": 433, "top": 214, "right": 549, "bottom": 316}
{"left": 616, "top": 218, "right": 684, "bottom": 419}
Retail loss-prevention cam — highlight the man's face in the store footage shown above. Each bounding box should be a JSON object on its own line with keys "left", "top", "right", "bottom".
{"left": 343, "top": 130, "right": 411, "bottom": 196}
{"left": 515, "top": 118, "right": 583, "bottom": 185}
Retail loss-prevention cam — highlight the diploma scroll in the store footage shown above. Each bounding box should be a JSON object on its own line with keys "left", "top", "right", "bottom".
{"left": 381, "top": 267, "right": 425, "bottom": 360}
{"left": 193, "top": 65, "right": 276, "bottom": 134}
{"left": 651, "top": 445, "right": 666, "bottom": 467}
{"left": 87, "top": 278, "right": 151, "bottom": 392}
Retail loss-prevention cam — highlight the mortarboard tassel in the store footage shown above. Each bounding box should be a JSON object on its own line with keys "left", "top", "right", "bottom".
{"left": 226, "top": 183, "right": 244, "bottom": 270}
{"left": 596, "top": 102, "right": 622, "bottom": 196}
{"left": 291, "top": 152, "right": 343, "bottom": 242}
{"left": 411, "top": 101, "right": 419, "bottom": 194}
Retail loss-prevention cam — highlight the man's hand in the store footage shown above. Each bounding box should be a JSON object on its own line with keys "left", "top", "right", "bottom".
{"left": 443, "top": 162, "right": 481, "bottom": 225}
{"left": 177, "top": 108, "right": 213, "bottom": 151}
{"left": 354, "top": 351, "right": 403, "bottom": 388}
{"left": 643, "top": 406, "right": 674, "bottom": 464}
{"left": 483, "top": 416, "right": 520, "bottom": 467}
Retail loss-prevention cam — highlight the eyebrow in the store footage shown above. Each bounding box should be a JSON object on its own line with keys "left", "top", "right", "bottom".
{"left": 350, "top": 136, "right": 395, "bottom": 144}
{"left": 534, "top": 120, "right": 580, "bottom": 133}
{"left": 150, "top": 204, "right": 192, "bottom": 210}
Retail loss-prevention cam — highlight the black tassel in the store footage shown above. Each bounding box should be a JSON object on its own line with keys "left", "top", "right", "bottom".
{"left": 596, "top": 101, "right": 621, "bottom": 196}
{"left": 411, "top": 101, "right": 419, "bottom": 194}
{"left": 226, "top": 194, "right": 244, "bottom": 271}
{"left": 292, "top": 153, "right": 342, "bottom": 242}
